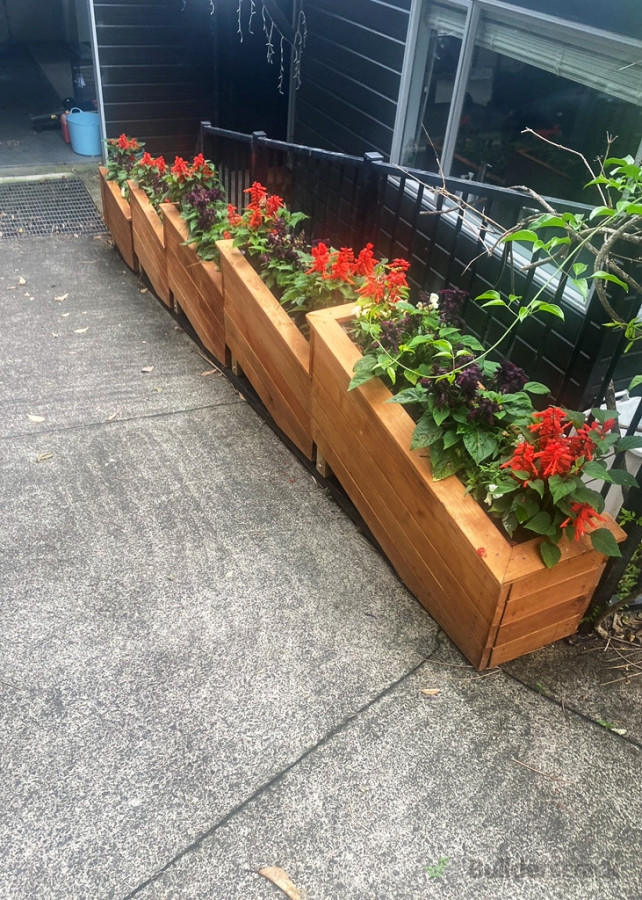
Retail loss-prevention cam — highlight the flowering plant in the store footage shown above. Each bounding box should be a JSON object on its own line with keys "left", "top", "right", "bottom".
{"left": 131, "top": 151, "right": 168, "bottom": 207}
{"left": 349, "top": 285, "right": 633, "bottom": 566}
{"left": 104, "top": 133, "right": 143, "bottom": 195}
{"left": 350, "top": 287, "right": 550, "bottom": 483}
{"left": 472, "top": 406, "right": 636, "bottom": 566}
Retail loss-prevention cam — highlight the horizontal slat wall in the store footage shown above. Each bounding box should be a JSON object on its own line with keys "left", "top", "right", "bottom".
{"left": 92, "top": 0, "right": 214, "bottom": 159}
{"left": 294, "top": 0, "right": 411, "bottom": 157}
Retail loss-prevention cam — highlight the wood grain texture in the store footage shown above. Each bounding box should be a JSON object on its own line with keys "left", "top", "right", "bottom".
{"left": 164, "top": 205, "right": 226, "bottom": 363}
{"left": 99, "top": 167, "right": 137, "bottom": 271}
{"left": 128, "top": 181, "right": 171, "bottom": 306}
{"left": 307, "top": 304, "right": 624, "bottom": 669}
{"left": 218, "top": 240, "right": 313, "bottom": 459}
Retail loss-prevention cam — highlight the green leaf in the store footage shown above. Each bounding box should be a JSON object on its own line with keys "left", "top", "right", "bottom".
{"left": 628, "top": 375, "right": 642, "bottom": 392}
{"left": 591, "top": 271, "right": 629, "bottom": 292}
{"left": 349, "top": 355, "right": 378, "bottom": 390}
{"left": 388, "top": 386, "right": 428, "bottom": 406}
{"left": 503, "top": 229, "right": 539, "bottom": 243}
{"left": 540, "top": 541, "right": 562, "bottom": 568}
{"left": 534, "top": 302, "right": 564, "bottom": 319}
{"left": 529, "top": 479, "right": 545, "bottom": 499}
{"left": 603, "top": 468, "right": 639, "bottom": 488}
{"left": 462, "top": 430, "right": 499, "bottom": 465}
{"left": 442, "top": 430, "right": 460, "bottom": 449}
{"left": 589, "top": 206, "right": 616, "bottom": 220}
{"left": 548, "top": 475, "right": 578, "bottom": 505}
{"left": 523, "top": 381, "right": 551, "bottom": 395}
{"left": 431, "top": 405, "right": 449, "bottom": 429}
{"left": 482, "top": 299, "right": 509, "bottom": 308}
{"left": 475, "top": 290, "right": 501, "bottom": 302}
{"left": 514, "top": 494, "right": 540, "bottom": 523}
{"left": 616, "top": 435, "right": 642, "bottom": 452}
{"left": 572, "top": 262, "right": 588, "bottom": 277}
{"left": 526, "top": 511, "right": 556, "bottom": 536}
{"left": 572, "top": 484, "right": 605, "bottom": 512}
{"left": 590, "top": 528, "right": 622, "bottom": 558}
{"left": 410, "top": 412, "right": 442, "bottom": 450}
{"left": 590, "top": 407, "right": 618, "bottom": 424}
{"left": 582, "top": 461, "right": 611, "bottom": 481}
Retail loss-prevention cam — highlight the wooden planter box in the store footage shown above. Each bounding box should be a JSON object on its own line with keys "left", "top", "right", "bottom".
{"left": 163, "top": 205, "right": 227, "bottom": 364}
{"left": 128, "top": 181, "right": 171, "bottom": 307}
{"left": 217, "top": 240, "right": 313, "bottom": 460}
{"left": 98, "top": 167, "right": 137, "bottom": 271}
{"left": 307, "top": 304, "right": 625, "bottom": 670}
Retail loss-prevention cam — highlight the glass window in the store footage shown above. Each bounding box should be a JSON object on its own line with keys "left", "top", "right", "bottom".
{"left": 401, "top": 1, "right": 642, "bottom": 205}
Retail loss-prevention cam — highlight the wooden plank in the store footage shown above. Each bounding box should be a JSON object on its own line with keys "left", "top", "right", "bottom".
{"left": 99, "top": 167, "right": 137, "bottom": 271}
{"left": 218, "top": 241, "right": 313, "bottom": 459}
{"left": 163, "top": 206, "right": 226, "bottom": 362}
{"left": 225, "top": 315, "right": 313, "bottom": 458}
{"left": 312, "top": 368, "right": 502, "bottom": 662}
{"left": 311, "top": 401, "right": 490, "bottom": 669}
{"left": 308, "top": 307, "right": 516, "bottom": 584}
{"left": 128, "top": 181, "right": 170, "bottom": 305}
{"left": 309, "top": 314, "right": 509, "bottom": 621}
{"left": 489, "top": 614, "right": 587, "bottom": 667}
{"left": 504, "top": 555, "right": 605, "bottom": 614}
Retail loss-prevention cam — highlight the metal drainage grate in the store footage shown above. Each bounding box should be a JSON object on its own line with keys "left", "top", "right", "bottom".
{"left": 0, "top": 178, "right": 107, "bottom": 239}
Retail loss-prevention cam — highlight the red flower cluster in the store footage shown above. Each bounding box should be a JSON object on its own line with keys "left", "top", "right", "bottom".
{"left": 501, "top": 406, "right": 616, "bottom": 541}
{"left": 306, "top": 242, "right": 377, "bottom": 284}
{"left": 357, "top": 257, "right": 410, "bottom": 304}
{"left": 139, "top": 151, "right": 166, "bottom": 174}
{"left": 242, "top": 182, "right": 284, "bottom": 229}
{"left": 112, "top": 134, "right": 140, "bottom": 152}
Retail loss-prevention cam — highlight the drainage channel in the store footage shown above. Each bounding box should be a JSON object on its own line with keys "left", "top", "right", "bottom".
{"left": 0, "top": 177, "right": 106, "bottom": 239}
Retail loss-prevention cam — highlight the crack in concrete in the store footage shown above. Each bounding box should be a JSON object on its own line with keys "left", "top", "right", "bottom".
{"left": 121, "top": 644, "right": 441, "bottom": 898}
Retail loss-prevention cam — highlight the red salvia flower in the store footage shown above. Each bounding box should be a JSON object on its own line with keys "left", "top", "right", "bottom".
{"left": 354, "top": 243, "right": 377, "bottom": 276}
{"left": 171, "top": 156, "right": 189, "bottom": 177}
{"left": 244, "top": 182, "right": 268, "bottom": 209}
{"left": 327, "top": 247, "right": 356, "bottom": 282}
{"left": 561, "top": 501, "right": 606, "bottom": 541}
{"left": 227, "top": 204, "right": 242, "bottom": 226}
{"left": 501, "top": 440, "right": 539, "bottom": 479}
{"left": 533, "top": 439, "right": 576, "bottom": 478}
{"left": 306, "top": 242, "right": 331, "bottom": 274}
{"left": 265, "top": 194, "right": 284, "bottom": 217}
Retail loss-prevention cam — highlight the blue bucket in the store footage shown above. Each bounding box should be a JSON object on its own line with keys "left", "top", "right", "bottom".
{"left": 66, "top": 108, "right": 101, "bottom": 157}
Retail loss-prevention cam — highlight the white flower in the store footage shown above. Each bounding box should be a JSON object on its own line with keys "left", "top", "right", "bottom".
{"left": 427, "top": 292, "right": 439, "bottom": 310}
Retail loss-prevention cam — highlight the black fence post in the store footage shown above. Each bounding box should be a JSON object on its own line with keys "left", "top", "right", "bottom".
{"left": 251, "top": 131, "right": 268, "bottom": 187}
{"left": 356, "top": 151, "right": 385, "bottom": 248}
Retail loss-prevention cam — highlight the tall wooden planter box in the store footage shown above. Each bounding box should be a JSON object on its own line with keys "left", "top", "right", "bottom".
{"left": 163, "top": 205, "right": 227, "bottom": 364}
{"left": 128, "top": 181, "right": 171, "bottom": 307}
{"left": 217, "top": 240, "right": 313, "bottom": 460}
{"left": 308, "top": 304, "right": 625, "bottom": 670}
{"left": 98, "top": 167, "right": 137, "bottom": 272}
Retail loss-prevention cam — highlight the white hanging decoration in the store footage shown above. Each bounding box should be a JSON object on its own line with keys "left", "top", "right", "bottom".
{"left": 183, "top": 0, "right": 306, "bottom": 92}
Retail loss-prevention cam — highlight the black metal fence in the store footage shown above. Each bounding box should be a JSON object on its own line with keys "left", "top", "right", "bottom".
{"left": 200, "top": 122, "right": 642, "bottom": 618}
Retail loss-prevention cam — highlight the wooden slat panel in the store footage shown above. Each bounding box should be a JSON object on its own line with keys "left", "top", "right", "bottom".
{"left": 128, "top": 183, "right": 170, "bottom": 305}
{"left": 99, "top": 167, "right": 137, "bottom": 271}
{"left": 311, "top": 382, "right": 491, "bottom": 670}
{"left": 164, "top": 206, "right": 226, "bottom": 363}
{"left": 489, "top": 614, "right": 587, "bottom": 667}
{"left": 225, "top": 316, "right": 313, "bottom": 459}
{"left": 502, "top": 560, "right": 606, "bottom": 623}
{"left": 308, "top": 307, "right": 513, "bottom": 588}
{"left": 218, "top": 241, "right": 313, "bottom": 459}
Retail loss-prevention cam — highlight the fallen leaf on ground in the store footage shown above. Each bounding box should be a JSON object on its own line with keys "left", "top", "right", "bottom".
{"left": 51, "top": 332, "right": 59, "bottom": 338}
{"left": 420, "top": 688, "right": 441, "bottom": 697}
{"left": 141, "top": 366, "right": 155, "bottom": 373}
{"left": 74, "top": 327, "right": 89, "bottom": 334}
{"left": 107, "top": 412, "right": 119, "bottom": 421}
{"left": 54, "top": 293, "right": 68, "bottom": 302}
{"left": 201, "top": 368, "right": 220, "bottom": 376}
{"left": 258, "top": 867, "right": 303, "bottom": 900}
{"left": 18, "top": 276, "right": 26, "bottom": 285}
{"left": 238, "top": 392, "right": 247, "bottom": 402}
{"left": 139, "top": 287, "right": 148, "bottom": 294}
{"left": 27, "top": 414, "right": 45, "bottom": 423}
{"left": 36, "top": 452, "right": 53, "bottom": 463}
